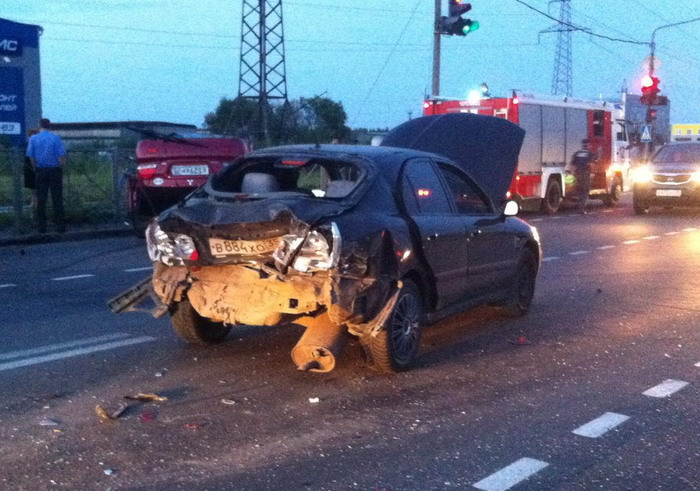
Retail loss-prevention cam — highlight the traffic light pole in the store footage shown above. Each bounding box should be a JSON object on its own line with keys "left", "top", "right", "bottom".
{"left": 432, "top": 0, "right": 441, "bottom": 97}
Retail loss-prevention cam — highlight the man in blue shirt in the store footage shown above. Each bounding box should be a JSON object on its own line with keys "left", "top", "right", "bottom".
{"left": 26, "top": 118, "right": 67, "bottom": 233}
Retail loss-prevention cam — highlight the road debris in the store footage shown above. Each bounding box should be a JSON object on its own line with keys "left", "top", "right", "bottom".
{"left": 308, "top": 397, "right": 320, "bottom": 404}
{"left": 103, "top": 469, "right": 116, "bottom": 476}
{"left": 124, "top": 393, "right": 168, "bottom": 403}
{"left": 221, "top": 399, "right": 236, "bottom": 405}
{"left": 139, "top": 410, "right": 157, "bottom": 422}
{"left": 39, "top": 418, "right": 59, "bottom": 426}
{"left": 95, "top": 403, "right": 129, "bottom": 422}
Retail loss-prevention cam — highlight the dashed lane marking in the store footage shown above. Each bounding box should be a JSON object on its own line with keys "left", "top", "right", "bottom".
{"left": 572, "top": 412, "right": 630, "bottom": 438}
{"left": 695, "top": 362, "right": 700, "bottom": 368}
{"left": 683, "top": 227, "right": 697, "bottom": 232}
{"left": 665, "top": 231, "right": 679, "bottom": 236}
{"left": 597, "top": 245, "right": 615, "bottom": 250}
{"left": 51, "top": 274, "right": 95, "bottom": 282}
{"left": 643, "top": 379, "right": 689, "bottom": 398}
{"left": 0, "top": 336, "right": 156, "bottom": 372}
{"left": 542, "top": 256, "right": 560, "bottom": 262}
{"left": 0, "top": 284, "right": 17, "bottom": 289}
{"left": 569, "top": 250, "right": 590, "bottom": 256}
{"left": 622, "top": 240, "right": 640, "bottom": 245}
{"left": 643, "top": 235, "right": 660, "bottom": 240}
{"left": 473, "top": 458, "right": 549, "bottom": 491}
{"left": 124, "top": 266, "right": 153, "bottom": 273}
{"left": 0, "top": 333, "right": 131, "bottom": 361}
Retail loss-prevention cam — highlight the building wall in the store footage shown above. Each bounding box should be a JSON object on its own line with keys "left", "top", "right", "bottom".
{"left": 671, "top": 124, "right": 700, "bottom": 142}
{"left": 0, "top": 18, "right": 42, "bottom": 148}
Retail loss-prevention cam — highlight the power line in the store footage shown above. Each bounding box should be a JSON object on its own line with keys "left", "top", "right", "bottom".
{"left": 515, "top": 0, "right": 648, "bottom": 45}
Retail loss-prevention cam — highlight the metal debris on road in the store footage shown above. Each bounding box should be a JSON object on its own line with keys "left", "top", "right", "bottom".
{"left": 124, "top": 393, "right": 168, "bottom": 402}
{"left": 95, "top": 403, "right": 129, "bottom": 422}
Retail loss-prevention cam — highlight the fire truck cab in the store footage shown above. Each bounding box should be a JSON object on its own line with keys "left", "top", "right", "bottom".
{"left": 128, "top": 136, "right": 249, "bottom": 234}
{"left": 424, "top": 91, "right": 630, "bottom": 213}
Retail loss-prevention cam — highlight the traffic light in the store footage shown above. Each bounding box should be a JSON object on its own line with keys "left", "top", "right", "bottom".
{"left": 641, "top": 75, "right": 660, "bottom": 105}
{"left": 440, "top": 0, "right": 479, "bottom": 36}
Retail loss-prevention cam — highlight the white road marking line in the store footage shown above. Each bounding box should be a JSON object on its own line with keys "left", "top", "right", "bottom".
{"left": 643, "top": 235, "right": 660, "bottom": 240}
{"left": 473, "top": 458, "right": 549, "bottom": 491}
{"left": 569, "top": 250, "right": 590, "bottom": 256}
{"left": 542, "top": 256, "right": 560, "bottom": 262}
{"left": 0, "top": 336, "right": 156, "bottom": 372}
{"left": 530, "top": 218, "right": 543, "bottom": 222}
{"left": 665, "top": 231, "right": 679, "bottom": 236}
{"left": 643, "top": 379, "right": 689, "bottom": 398}
{"left": 572, "top": 412, "right": 630, "bottom": 438}
{"left": 0, "top": 284, "right": 17, "bottom": 289}
{"left": 51, "top": 274, "right": 95, "bottom": 282}
{"left": 683, "top": 227, "right": 697, "bottom": 232}
{"left": 124, "top": 266, "right": 153, "bottom": 273}
{"left": 695, "top": 362, "right": 700, "bottom": 368}
{"left": 552, "top": 216, "right": 561, "bottom": 219}
{"left": 622, "top": 240, "right": 640, "bottom": 245}
{"left": 0, "top": 333, "right": 131, "bottom": 361}
{"left": 597, "top": 245, "right": 615, "bottom": 250}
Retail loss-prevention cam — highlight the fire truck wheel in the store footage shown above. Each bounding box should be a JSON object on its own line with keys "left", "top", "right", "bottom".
{"left": 541, "top": 178, "right": 562, "bottom": 214}
{"left": 603, "top": 179, "right": 622, "bottom": 207}
{"left": 498, "top": 249, "right": 537, "bottom": 318}
{"left": 170, "top": 299, "right": 231, "bottom": 345}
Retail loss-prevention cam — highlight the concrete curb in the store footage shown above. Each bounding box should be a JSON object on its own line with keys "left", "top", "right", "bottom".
{"left": 0, "top": 228, "right": 135, "bottom": 247}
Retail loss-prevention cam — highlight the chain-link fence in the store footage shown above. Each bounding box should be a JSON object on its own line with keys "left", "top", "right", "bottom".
{"left": 0, "top": 147, "right": 134, "bottom": 237}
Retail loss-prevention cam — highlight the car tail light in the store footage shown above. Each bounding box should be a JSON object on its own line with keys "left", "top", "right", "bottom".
{"left": 137, "top": 164, "right": 158, "bottom": 179}
{"left": 273, "top": 222, "right": 341, "bottom": 273}
{"left": 146, "top": 222, "right": 198, "bottom": 266}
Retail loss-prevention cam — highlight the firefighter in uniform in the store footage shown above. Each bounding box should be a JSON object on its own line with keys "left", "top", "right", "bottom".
{"left": 572, "top": 139, "right": 596, "bottom": 213}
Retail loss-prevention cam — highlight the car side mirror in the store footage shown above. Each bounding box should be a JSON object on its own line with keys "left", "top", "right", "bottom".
{"left": 503, "top": 200, "right": 519, "bottom": 217}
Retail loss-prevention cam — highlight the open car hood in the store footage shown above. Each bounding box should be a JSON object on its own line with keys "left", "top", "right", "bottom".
{"left": 381, "top": 113, "right": 525, "bottom": 204}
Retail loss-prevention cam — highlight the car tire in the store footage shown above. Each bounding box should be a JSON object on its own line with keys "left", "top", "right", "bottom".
{"left": 541, "top": 178, "right": 562, "bottom": 214}
{"left": 366, "top": 280, "right": 423, "bottom": 374}
{"left": 603, "top": 179, "right": 622, "bottom": 207}
{"left": 170, "top": 299, "right": 231, "bottom": 345}
{"left": 131, "top": 213, "right": 149, "bottom": 238}
{"left": 633, "top": 194, "right": 649, "bottom": 215}
{"left": 499, "top": 249, "right": 537, "bottom": 318}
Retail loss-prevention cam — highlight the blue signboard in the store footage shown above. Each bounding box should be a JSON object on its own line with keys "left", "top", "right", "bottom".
{"left": 0, "top": 66, "right": 26, "bottom": 147}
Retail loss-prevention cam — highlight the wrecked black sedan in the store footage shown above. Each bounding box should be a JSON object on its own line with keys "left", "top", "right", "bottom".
{"left": 110, "top": 114, "right": 540, "bottom": 374}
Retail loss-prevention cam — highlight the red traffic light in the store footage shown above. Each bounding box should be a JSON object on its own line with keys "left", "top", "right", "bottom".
{"left": 641, "top": 75, "right": 660, "bottom": 105}
{"left": 449, "top": 0, "right": 472, "bottom": 17}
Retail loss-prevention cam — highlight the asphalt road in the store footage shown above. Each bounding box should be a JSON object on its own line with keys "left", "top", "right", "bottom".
{"left": 1, "top": 196, "right": 700, "bottom": 491}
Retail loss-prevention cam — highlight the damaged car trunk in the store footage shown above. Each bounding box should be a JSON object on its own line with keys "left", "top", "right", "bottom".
{"left": 110, "top": 114, "right": 540, "bottom": 374}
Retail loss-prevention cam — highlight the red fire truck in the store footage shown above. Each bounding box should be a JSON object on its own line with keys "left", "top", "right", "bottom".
{"left": 128, "top": 136, "right": 249, "bottom": 234}
{"left": 423, "top": 91, "right": 630, "bottom": 213}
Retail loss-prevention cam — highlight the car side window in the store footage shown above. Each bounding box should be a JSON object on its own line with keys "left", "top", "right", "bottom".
{"left": 401, "top": 159, "right": 452, "bottom": 215}
{"left": 437, "top": 164, "right": 492, "bottom": 215}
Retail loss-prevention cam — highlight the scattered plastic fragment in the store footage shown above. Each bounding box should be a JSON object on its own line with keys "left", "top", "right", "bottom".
{"left": 124, "top": 393, "right": 168, "bottom": 403}
{"left": 95, "top": 403, "right": 129, "bottom": 422}
{"left": 104, "top": 469, "right": 115, "bottom": 476}
{"left": 39, "top": 418, "right": 59, "bottom": 426}
{"left": 185, "top": 423, "right": 200, "bottom": 430}
{"left": 154, "top": 372, "right": 163, "bottom": 378}
{"left": 139, "top": 410, "right": 157, "bottom": 422}
{"left": 308, "top": 397, "right": 320, "bottom": 404}
{"left": 508, "top": 336, "right": 531, "bottom": 346}
{"left": 221, "top": 399, "right": 236, "bottom": 405}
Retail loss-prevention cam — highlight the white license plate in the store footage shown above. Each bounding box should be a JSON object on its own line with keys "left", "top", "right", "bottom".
{"left": 171, "top": 165, "right": 209, "bottom": 176}
{"left": 209, "top": 237, "right": 281, "bottom": 257}
{"left": 656, "top": 189, "right": 682, "bottom": 197}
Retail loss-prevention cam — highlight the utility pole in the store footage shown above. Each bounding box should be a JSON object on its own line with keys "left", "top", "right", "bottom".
{"left": 238, "top": 0, "right": 288, "bottom": 147}
{"left": 432, "top": 0, "right": 441, "bottom": 97}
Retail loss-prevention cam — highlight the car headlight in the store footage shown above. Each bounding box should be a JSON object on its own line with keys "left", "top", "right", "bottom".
{"left": 146, "top": 222, "right": 198, "bottom": 266}
{"left": 691, "top": 171, "right": 700, "bottom": 183}
{"left": 273, "top": 222, "right": 341, "bottom": 273}
{"left": 632, "top": 165, "right": 653, "bottom": 183}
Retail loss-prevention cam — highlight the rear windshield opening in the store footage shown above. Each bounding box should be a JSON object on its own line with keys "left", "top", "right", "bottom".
{"left": 211, "top": 158, "right": 363, "bottom": 198}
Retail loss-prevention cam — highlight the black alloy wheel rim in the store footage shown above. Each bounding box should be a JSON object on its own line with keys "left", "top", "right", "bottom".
{"left": 390, "top": 292, "right": 421, "bottom": 364}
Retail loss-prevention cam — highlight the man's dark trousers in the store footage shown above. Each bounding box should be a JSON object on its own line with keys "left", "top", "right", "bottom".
{"left": 35, "top": 167, "right": 65, "bottom": 233}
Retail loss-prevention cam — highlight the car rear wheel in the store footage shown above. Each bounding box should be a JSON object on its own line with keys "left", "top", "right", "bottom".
{"left": 170, "top": 299, "right": 231, "bottom": 345}
{"left": 366, "top": 280, "right": 423, "bottom": 374}
{"left": 499, "top": 249, "right": 537, "bottom": 317}
{"left": 541, "top": 178, "right": 562, "bottom": 214}
{"left": 603, "top": 179, "right": 622, "bottom": 207}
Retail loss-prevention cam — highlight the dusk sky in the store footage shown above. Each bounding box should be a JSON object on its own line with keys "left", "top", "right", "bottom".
{"left": 6, "top": 0, "right": 700, "bottom": 129}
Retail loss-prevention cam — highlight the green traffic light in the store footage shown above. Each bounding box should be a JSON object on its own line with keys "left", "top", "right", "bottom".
{"left": 463, "top": 19, "right": 480, "bottom": 34}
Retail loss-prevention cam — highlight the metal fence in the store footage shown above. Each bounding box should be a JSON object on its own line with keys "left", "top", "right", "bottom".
{"left": 0, "top": 147, "right": 135, "bottom": 237}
